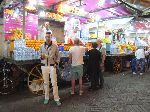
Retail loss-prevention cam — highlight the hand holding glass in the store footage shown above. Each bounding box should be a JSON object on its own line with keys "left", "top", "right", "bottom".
{"left": 41, "top": 54, "right": 48, "bottom": 60}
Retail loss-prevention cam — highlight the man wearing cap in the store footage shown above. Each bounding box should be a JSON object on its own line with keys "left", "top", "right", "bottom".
{"left": 40, "top": 32, "right": 61, "bottom": 106}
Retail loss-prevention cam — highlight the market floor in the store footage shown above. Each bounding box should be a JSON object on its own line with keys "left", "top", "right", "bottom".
{"left": 0, "top": 71, "right": 150, "bottom": 112}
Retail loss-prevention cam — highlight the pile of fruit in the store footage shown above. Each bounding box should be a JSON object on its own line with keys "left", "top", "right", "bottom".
{"left": 101, "top": 38, "right": 111, "bottom": 43}
{"left": 9, "top": 28, "right": 35, "bottom": 40}
{"left": 117, "top": 44, "right": 137, "bottom": 54}
{"left": 9, "top": 28, "right": 23, "bottom": 40}
{"left": 89, "top": 34, "right": 97, "bottom": 39}
{"left": 26, "top": 40, "right": 44, "bottom": 51}
{"left": 64, "top": 44, "right": 72, "bottom": 51}
{"left": 126, "top": 44, "right": 137, "bottom": 51}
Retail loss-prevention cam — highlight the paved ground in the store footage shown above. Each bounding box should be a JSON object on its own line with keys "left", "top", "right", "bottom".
{"left": 0, "top": 71, "right": 150, "bottom": 112}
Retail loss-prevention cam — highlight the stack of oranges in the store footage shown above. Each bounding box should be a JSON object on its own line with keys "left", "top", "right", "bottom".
{"left": 57, "top": 42, "right": 72, "bottom": 51}
{"left": 9, "top": 28, "right": 35, "bottom": 41}
{"left": 9, "top": 28, "right": 23, "bottom": 40}
{"left": 26, "top": 40, "right": 44, "bottom": 51}
{"left": 64, "top": 44, "right": 72, "bottom": 51}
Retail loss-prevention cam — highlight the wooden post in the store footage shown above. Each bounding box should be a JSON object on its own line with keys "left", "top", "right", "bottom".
{"left": 23, "top": 0, "right": 26, "bottom": 39}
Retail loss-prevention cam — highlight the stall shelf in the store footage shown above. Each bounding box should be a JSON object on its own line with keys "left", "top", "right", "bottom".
{"left": 105, "top": 54, "right": 135, "bottom": 74}
{"left": 0, "top": 58, "right": 44, "bottom": 95}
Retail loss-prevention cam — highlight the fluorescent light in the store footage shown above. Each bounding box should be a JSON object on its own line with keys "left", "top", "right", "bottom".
{"left": 106, "top": 17, "right": 134, "bottom": 24}
{"left": 29, "top": 0, "right": 37, "bottom": 6}
{"left": 129, "top": 26, "right": 134, "bottom": 30}
{"left": 97, "top": 0, "right": 105, "bottom": 7}
{"left": 39, "top": 11, "right": 45, "bottom": 17}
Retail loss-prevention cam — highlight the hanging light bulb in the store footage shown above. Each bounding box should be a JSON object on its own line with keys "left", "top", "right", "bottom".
{"left": 28, "top": 0, "right": 37, "bottom": 6}
{"left": 39, "top": 10, "right": 45, "bottom": 17}
{"left": 97, "top": 0, "right": 105, "bottom": 7}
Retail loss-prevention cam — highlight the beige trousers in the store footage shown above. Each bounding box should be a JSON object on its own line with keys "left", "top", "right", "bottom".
{"left": 41, "top": 66, "right": 60, "bottom": 101}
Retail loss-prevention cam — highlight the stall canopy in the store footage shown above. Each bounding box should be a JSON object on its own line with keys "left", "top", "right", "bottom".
{"left": 39, "top": 0, "right": 150, "bottom": 19}
{"left": 40, "top": 0, "right": 131, "bottom": 19}
{"left": 0, "top": 0, "right": 150, "bottom": 19}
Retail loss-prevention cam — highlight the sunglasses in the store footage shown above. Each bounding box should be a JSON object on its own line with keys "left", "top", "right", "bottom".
{"left": 45, "top": 36, "right": 52, "bottom": 38}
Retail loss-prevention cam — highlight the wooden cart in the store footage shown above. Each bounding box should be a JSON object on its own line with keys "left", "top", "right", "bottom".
{"left": 0, "top": 58, "right": 47, "bottom": 95}
{"left": 0, "top": 57, "right": 85, "bottom": 95}
{"left": 105, "top": 54, "right": 135, "bottom": 74}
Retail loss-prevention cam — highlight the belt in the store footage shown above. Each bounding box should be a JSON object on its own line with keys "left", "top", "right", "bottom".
{"left": 41, "top": 64, "right": 55, "bottom": 66}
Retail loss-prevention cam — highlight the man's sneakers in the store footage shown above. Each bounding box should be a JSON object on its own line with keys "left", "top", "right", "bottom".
{"left": 43, "top": 99, "right": 49, "bottom": 105}
{"left": 132, "top": 72, "right": 143, "bottom": 76}
{"left": 140, "top": 73, "right": 143, "bottom": 75}
{"left": 133, "top": 72, "right": 136, "bottom": 75}
{"left": 43, "top": 99, "right": 61, "bottom": 106}
{"left": 55, "top": 101, "right": 61, "bottom": 106}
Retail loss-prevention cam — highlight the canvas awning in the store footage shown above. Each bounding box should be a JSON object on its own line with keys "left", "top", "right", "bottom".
{"left": 0, "top": 0, "right": 149, "bottom": 19}
{"left": 39, "top": 0, "right": 150, "bottom": 19}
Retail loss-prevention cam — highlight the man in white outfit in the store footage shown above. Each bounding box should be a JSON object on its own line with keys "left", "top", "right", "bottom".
{"left": 39, "top": 22, "right": 52, "bottom": 41}
{"left": 134, "top": 46, "right": 145, "bottom": 75}
{"left": 40, "top": 32, "right": 61, "bottom": 106}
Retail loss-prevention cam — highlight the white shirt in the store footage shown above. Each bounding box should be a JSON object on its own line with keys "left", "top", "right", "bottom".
{"left": 69, "top": 46, "right": 85, "bottom": 66}
{"left": 135, "top": 48, "right": 145, "bottom": 59}
{"left": 38, "top": 27, "right": 52, "bottom": 41}
{"left": 64, "top": 18, "right": 81, "bottom": 44}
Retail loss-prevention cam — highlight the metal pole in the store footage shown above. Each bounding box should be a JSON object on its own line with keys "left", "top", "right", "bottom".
{"left": 23, "top": 0, "right": 26, "bottom": 39}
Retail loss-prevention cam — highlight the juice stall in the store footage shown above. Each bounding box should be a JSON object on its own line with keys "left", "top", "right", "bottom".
{"left": 0, "top": 0, "right": 150, "bottom": 95}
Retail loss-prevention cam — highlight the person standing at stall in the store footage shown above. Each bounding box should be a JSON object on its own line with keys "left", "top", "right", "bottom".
{"left": 87, "top": 42, "right": 102, "bottom": 90}
{"left": 96, "top": 39, "right": 105, "bottom": 88}
{"left": 134, "top": 46, "right": 146, "bottom": 75}
{"left": 40, "top": 32, "right": 61, "bottom": 106}
{"left": 69, "top": 38, "right": 86, "bottom": 95}
{"left": 39, "top": 21, "right": 52, "bottom": 41}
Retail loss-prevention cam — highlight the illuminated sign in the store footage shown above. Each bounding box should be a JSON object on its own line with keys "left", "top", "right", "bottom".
{"left": 45, "top": 12, "right": 64, "bottom": 21}
{"left": 57, "top": 4, "right": 88, "bottom": 17}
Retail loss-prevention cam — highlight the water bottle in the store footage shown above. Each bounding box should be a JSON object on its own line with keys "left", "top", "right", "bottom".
{"left": 37, "top": 51, "right": 40, "bottom": 59}
{"left": 22, "top": 50, "right": 25, "bottom": 60}
{"left": 13, "top": 50, "right": 16, "bottom": 60}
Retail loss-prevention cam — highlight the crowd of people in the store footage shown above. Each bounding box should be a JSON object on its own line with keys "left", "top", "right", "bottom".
{"left": 40, "top": 31, "right": 105, "bottom": 106}
{"left": 39, "top": 30, "right": 150, "bottom": 106}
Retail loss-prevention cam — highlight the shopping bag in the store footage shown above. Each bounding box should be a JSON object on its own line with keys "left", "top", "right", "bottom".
{"left": 61, "top": 63, "right": 72, "bottom": 81}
